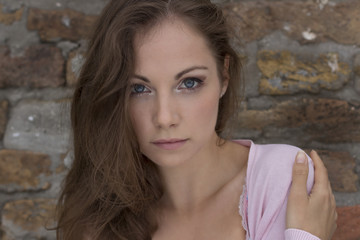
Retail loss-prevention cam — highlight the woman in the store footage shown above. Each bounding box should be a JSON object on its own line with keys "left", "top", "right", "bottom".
{"left": 56, "top": 0, "right": 337, "bottom": 239}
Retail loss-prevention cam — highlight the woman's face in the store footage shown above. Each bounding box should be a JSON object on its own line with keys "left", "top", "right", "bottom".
{"left": 129, "top": 19, "right": 228, "bottom": 168}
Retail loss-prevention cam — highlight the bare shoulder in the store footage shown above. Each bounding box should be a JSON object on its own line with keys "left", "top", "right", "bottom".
{"left": 225, "top": 140, "right": 249, "bottom": 173}
{"left": 217, "top": 140, "right": 249, "bottom": 194}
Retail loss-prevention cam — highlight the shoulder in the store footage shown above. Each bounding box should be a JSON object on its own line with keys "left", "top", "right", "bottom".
{"left": 245, "top": 143, "right": 315, "bottom": 239}
{"left": 248, "top": 143, "right": 314, "bottom": 194}
{"left": 233, "top": 140, "right": 309, "bottom": 190}
{"left": 249, "top": 142, "right": 315, "bottom": 196}
{"left": 248, "top": 143, "right": 304, "bottom": 181}
{"left": 251, "top": 143, "right": 302, "bottom": 165}
{"left": 246, "top": 143, "right": 303, "bottom": 201}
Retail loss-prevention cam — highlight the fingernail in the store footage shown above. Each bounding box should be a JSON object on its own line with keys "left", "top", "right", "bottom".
{"left": 296, "top": 151, "right": 306, "bottom": 164}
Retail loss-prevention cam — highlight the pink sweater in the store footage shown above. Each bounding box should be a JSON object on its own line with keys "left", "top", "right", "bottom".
{"left": 235, "top": 140, "right": 320, "bottom": 240}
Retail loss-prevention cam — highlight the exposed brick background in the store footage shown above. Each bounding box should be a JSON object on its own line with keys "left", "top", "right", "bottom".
{"left": 0, "top": 45, "right": 65, "bottom": 88}
{"left": 334, "top": 205, "right": 360, "bottom": 240}
{"left": 27, "top": 8, "right": 97, "bottom": 42}
{"left": 0, "top": 0, "right": 359, "bottom": 239}
{"left": 0, "top": 100, "right": 8, "bottom": 140}
{"left": 0, "top": 5, "right": 23, "bottom": 25}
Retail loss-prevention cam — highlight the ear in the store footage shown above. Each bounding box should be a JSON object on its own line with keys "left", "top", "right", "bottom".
{"left": 221, "top": 55, "right": 230, "bottom": 97}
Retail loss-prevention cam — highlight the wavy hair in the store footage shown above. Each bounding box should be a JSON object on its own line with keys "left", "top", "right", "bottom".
{"left": 56, "top": 0, "right": 242, "bottom": 239}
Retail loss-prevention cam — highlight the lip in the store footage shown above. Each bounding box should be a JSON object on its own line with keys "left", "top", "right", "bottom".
{"left": 152, "top": 138, "right": 188, "bottom": 150}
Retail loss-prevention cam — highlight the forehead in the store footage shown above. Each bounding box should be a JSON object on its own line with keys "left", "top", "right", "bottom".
{"left": 133, "top": 18, "right": 216, "bottom": 74}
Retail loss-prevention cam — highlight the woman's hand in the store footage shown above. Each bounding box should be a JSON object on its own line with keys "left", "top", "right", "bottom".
{"left": 286, "top": 150, "right": 337, "bottom": 240}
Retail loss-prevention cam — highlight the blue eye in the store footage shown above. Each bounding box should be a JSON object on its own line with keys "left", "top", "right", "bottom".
{"left": 179, "top": 78, "right": 203, "bottom": 90}
{"left": 131, "top": 84, "right": 149, "bottom": 94}
{"left": 133, "top": 84, "right": 145, "bottom": 93}
{"left": 131, "top": 84, "right": 145, "bottom": 93}
{"left": 184, "top": 79, "right": 196, "bottom": 88}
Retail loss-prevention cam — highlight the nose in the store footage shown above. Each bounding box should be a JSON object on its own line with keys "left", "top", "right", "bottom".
{"left": 153, "top": 93, "right": 179, "bottom": 129}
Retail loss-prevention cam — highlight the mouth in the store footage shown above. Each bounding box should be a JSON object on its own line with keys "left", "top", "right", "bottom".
{"left": 152, "top": 138, "right": 188, "bottom": 150}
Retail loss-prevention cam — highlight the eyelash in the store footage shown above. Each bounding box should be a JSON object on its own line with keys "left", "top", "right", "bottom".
{"left": 178, "top": 77, "right": 204, "bottom": 91}
{"left": 130, "top": 77, "right": 204, "bottom": 96}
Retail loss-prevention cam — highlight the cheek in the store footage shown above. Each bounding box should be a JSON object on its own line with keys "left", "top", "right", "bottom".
{"left": 129, "top": 101, "right": 148, "bottom": 139}
{"left": 185, "top": 92, "right": 219, "bottom": 129}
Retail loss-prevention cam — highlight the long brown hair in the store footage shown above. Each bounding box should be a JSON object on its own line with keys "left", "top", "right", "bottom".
{"left": 56, "top": 0, "right": 242, "bottom": 239}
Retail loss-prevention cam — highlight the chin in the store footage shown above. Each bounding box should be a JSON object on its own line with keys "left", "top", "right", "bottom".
{"left": 143, "top": 147, "right": 199, "bottom": 169}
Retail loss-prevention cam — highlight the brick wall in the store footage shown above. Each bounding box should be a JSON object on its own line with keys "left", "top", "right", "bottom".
{"left": 0, "top": 0, "right": 359, "bottom": 239}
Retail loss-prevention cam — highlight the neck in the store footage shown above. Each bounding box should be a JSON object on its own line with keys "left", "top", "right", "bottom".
{"left": 157, "top": 135, "right": 234, "bottom": 214}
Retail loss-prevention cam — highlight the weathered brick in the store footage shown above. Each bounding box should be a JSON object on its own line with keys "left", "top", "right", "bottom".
{"left": 305, "top": 99, "right": 360, "bottom": 142}
{"left": 0, "top": 150, "right": 51, "bottom": 192}
{"left": 0, "top": 100, "right": 8, "bottom": 139}
{"left": 0, "top": 45, "right": 65, "bottom": 88}
{"left": 54, "top": 153, "right": 68, "bottom": 174}
{"left": 55, "top": 163, "right": 67, "bottom": 174}
{"left": 27, "top": 8, "right": 98, "bottom": 42}
{"left": 257, "top": 51, "right": 350, "bottom": 95}
{"left": 353, "top": 53, "right": 360, "bottom": 76}
{"left": 355, "top": 76, "right": 360, "bottom": 94}
{"left": 224, "top": 1, "right": 360, "bottom": 45}
{"left": 66, "top": 49, "right": 85, "bottom": 86}
{"left": 4, "top": 99, "right": 71, "bottom": 154}
{"left": 0, "top": 4, "right": 23, "bottom": 25}
{"left": 237, "top": 98, "right": 360, "bottom": 143}
{"left": 333, "top": 205, "right": 360, "bottom": 240}
{"left": 272, "top": 1, "right": 360, "bottom": 45}
{"left": 314, "top": 150, "right": 358, "bottom": 192}
{"left": 1, "top": 199, "right": 56, "bottom": 240}
{"left": 223, "top": 2, "right": 274, "bottom": 45}
{"left": 354, "top": 53, "right": 360, "bottom": 93}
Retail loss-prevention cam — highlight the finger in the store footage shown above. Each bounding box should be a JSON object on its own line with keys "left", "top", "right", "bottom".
{"left": 335, "top": 208, "right": 338, "bottom": 221}
{"left": 333, "top": 209, "right": 338, "bottom": 237}
{"left": 330, "top": 189, "right": 335, "bottom": 201}
{"left": 310, "top": 150, "right": 329, "bottom": 187}
{"left": 289, "top": 151, "right": 309, "bottom": 199}
{"left": 328, "top": 182, "right": 334, "bottom": 197}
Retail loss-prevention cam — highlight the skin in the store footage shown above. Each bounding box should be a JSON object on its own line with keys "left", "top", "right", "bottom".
{"left": 287, "top": 150, "right": 337, "bottom": 240}
{"left": 129, "top": 18, "right": 337, "bottom": 240}
{"left": 129, "top": 19, "right": 247, "bottom": 239}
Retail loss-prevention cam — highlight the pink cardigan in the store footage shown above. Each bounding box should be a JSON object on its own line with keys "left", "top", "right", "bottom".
{"left": 235, "top": 140, "right": 320, "bottom": 240}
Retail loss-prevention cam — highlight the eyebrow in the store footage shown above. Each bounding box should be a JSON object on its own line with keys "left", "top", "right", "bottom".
{"left": 133, "top": 65, "right": 208, "bottom": 83}
{"left": 175, "top": 66, "right": 208, "bottom": 80}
